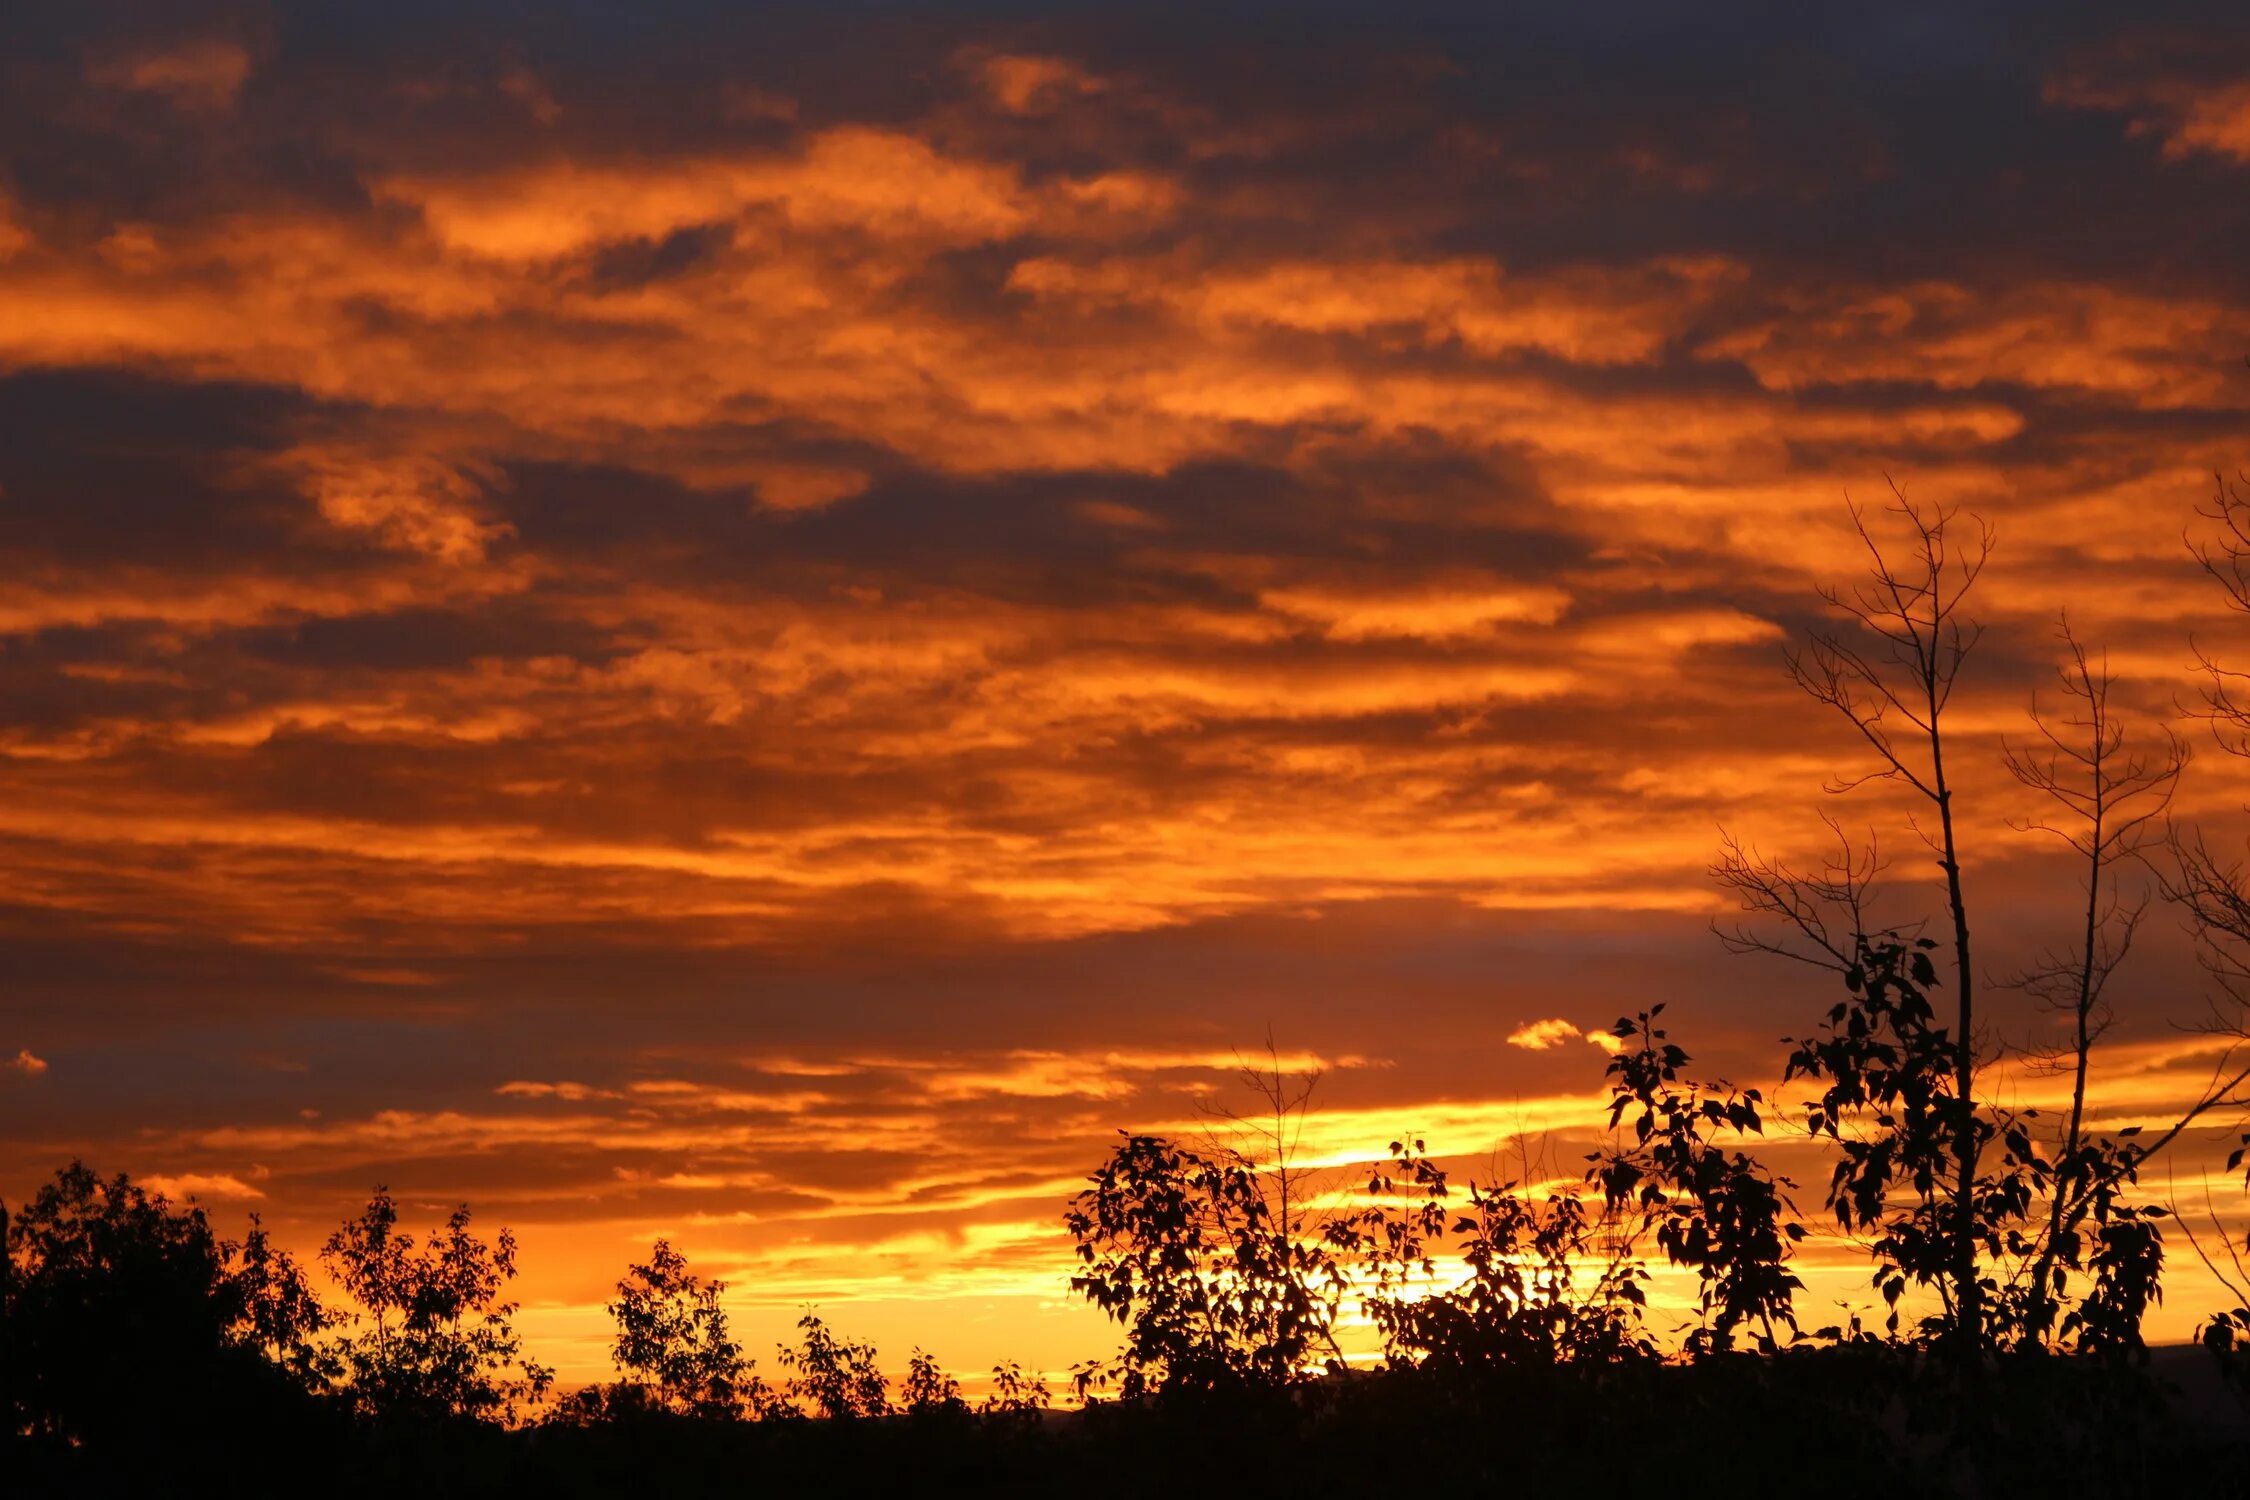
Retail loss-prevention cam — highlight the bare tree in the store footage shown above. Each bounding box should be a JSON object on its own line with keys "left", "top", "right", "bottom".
{"left": 2177, "top": 1168, "right": 2250, "bottom": 1369}
{"left": 1717, "top": 477, "right": 2250, "bottom": 1391}
{"left": 1197, "top": 1033, "right": 1350, "bottom": 1370}
{"left": 2001, "top": 620, "right": 2219, "bottom": 1339}
{"left": 1714, "top": 814, "right": 1884, "bottom": 972}
{"left": 2172, "top": 470, "right": 2250, "bottom": 1017}
{"left": 1724, "top": 488, "right": 1994, "bottom": 1366}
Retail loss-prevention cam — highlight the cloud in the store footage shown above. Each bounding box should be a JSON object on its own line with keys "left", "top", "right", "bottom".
{"left": 970, "top": 52, "right": 1108, "bottom": 115}
{"left": 496, "top": 1080, "right": 620, "bottom": 1101}
{"left": 144, "top": 1172, "right": 266, "bottom": 1203}
{"left": 284, "top": 447, "right": 514, "bottom": 565}
{"left": 5, "top": 1049, "right": 47, "bottom": 1076}
{"left": 1505, "top": 1018, "right": 1584, "bottom": 1052}
{"left": 90, "top": 39, "right": 253, "bottom": 112}
{"left": 2047, "top": 44, "right": 2250, "bottom": 166}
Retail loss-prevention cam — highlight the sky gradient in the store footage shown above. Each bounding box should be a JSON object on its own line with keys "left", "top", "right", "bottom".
{"left": 5, "top": 1, "right": 2250, "bottom": 1383}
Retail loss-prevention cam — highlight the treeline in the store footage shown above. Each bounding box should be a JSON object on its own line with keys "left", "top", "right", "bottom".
{"left": 0, "top": 1165, "right": 1052, "bottom": 1436}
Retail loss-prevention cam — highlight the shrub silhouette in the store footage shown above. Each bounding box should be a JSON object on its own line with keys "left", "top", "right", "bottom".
{"left": 321, "top": 1186, "right": 552, "bottom": 1424}
{"left": 1591, "top": 1006, "right": 1802, "bottom": 1354}
{"left": 980, "top": 1358, "right": 1052, "bottom": 1422}
{"left": 777, "top": 1310, "right": 888, "bottom": 1419}
{"left": 1065, "top": 1131, "right": 1347, "bottom": 1399}
{"left": 602, "top": 1238, "right": 758, "bottom": 1420}
{"left": 1333, "top": 1136, "right": 1655, "bottom": 1373}
{"left": 901, "top": 1347, "right": 967, "bottom": 1416}
{"left": 1784, "top": 934, "right": 1981, "bottom": 1340}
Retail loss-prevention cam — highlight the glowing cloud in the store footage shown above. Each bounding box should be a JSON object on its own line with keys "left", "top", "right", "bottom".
{"left": 1506, "top": 1019, "right": 1585, "bottom": 1052}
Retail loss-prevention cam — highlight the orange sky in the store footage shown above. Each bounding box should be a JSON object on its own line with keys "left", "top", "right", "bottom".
{"left": 4, "top": 3, "right": 2250, "bottom": 1386}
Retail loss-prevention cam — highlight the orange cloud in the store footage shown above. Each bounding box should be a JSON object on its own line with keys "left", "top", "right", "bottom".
{"left": 1505, "top": 1018, "right": 1584, "bottom": 1051}
{"left": 91, "top": 39, "right": 253, "bottom": 112}
{"left": 2048, "top": 65, "right": 2250, "bottom": 164}
{"left": 144, "top": 1172, "right": 267, "bottom": 1203}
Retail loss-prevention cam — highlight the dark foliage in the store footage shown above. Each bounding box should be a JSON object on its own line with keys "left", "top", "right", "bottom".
{"left": 7, "top": 1339, "right": 2241, "bottom": 1499}
{"left": 321, "top": 1187, "right": 553, "bottom": 1425}
{"left": 777, "top": 1310, "right": 889, "bottom": 1420}
{"left": 1064, "top": 1131, "right": 1344, "bottom": 1399}
{"left": 1593, "top": 1006, "right": 1803, "bottom": 1353}
{"left": 552, "top": 1237, "right": 771, "bottom": 1424}
{"left": 0, "top": 1163, "right": 342, "bottom": 1478}
{"left": 1330, "top": 1135, "right": 1655, "bottom": 1372}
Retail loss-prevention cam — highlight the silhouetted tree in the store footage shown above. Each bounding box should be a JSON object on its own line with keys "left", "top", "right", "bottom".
{"left": 777, "top": 1310, "right": 888, "bottom": 1419}
{"left": 1334, "top": 1135, "right": 1655, "bottom": 1374}
{"left": 322, "top": 1186, "right": 552, "bottom": 1424}
{"left": 235, "top": 1210, "right": 342, "bottom": 1388}
{"left": 2, "top": 1163, "right": 329, "bottom": 1450}
{"left": 1066, "top": 1044, "right": 1352, "bottom": 1399}
{"left": 2170, "top": 473, "right": 2250, "bottom": 996}
{"left": 901, "top": 1347, "right": 966, "bottom": 1416}
{"left": 2181, "top": 1172, "right": 2250, "bottom": 1394}
{"left": 1717, "top": 492, "right": 2250, "bottom": 1413}
{"left": 980, "top": 1359, "right": 1052, "bottom": 1423}
{"left": 1750, "top": 871, "right": 2169, "bottom": 1363}
{"left": 592, "top": 1237, "right": 758, "bottom": 1419}
{"left": 1718, "top": 491, "right": 1993, "bottom": 1373}
{"left": 2156, "top": 466, "right": 2250, "bottom": 1366}
{"left": 1592, "top": 1007, "right": 1803, "bottom": 1353}
{"left": 1066, "top": 1128, "right": 1349, "bottom": 1399}
{"left": 1779, "top": 932, "right": 2014, "bottom": 1341}
{"left": 1994, "top": 622, "right": 2236, "bottom": 1358}
{"left": 1200, "top": 1040, "right": 1346, "bottom": 1355}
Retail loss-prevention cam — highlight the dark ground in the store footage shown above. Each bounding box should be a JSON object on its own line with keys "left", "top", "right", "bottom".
{"left": 11, "top": 1346, "right": 2250, "bottom": 1500}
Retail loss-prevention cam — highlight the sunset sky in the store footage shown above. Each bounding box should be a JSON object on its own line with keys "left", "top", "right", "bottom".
{"left": 5, "top": 2, "right": 2250, "bottom": 1385}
